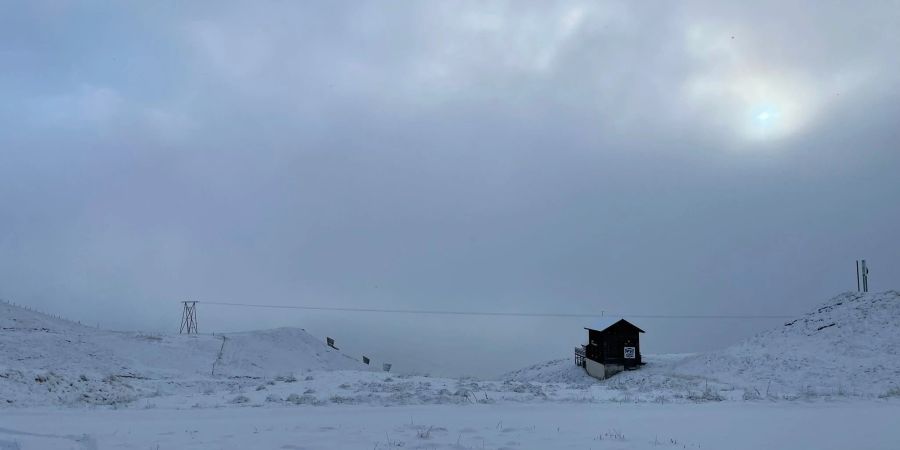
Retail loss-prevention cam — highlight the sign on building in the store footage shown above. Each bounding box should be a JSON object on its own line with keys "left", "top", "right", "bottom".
{"left": 624, "top": 347, "right": 636, "bottom": 359}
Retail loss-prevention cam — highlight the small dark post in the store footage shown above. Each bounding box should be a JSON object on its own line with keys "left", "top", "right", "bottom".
{"left": 862, "top": 260, "right": 869, "bottom": 292}
{"left": 857, "top": 260, "right": 861, "bottom": 292}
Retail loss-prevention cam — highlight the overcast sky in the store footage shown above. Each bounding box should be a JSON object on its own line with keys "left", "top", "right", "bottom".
{"left": 1, "top": 1, "right": 899, "bottom": 377}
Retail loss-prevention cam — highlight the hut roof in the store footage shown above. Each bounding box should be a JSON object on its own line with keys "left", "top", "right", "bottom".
{"left": 584, "top": 318, "right": 645, "bottom": 333}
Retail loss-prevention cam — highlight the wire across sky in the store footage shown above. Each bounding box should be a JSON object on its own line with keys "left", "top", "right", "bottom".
{"left": 199, "top": 301, "right": 795, "bottom": 320}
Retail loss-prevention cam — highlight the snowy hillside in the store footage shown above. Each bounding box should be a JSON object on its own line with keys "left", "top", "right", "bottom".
{"left": 509, "top": 291, "right": 900, "bottom": 399}
{"left": 0, "top": 300, "right": 368, "bottom": 406}
{"left": 676, "top": 290, "right": 900, "bottom": 396}
{"left": 3, "top": 291, "right": 900, "bottom": 410}
{"left": 3, "top": 294, "right": 900, "bottom": 449}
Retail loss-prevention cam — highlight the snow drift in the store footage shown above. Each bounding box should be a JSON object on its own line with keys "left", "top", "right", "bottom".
{"left": 677, "top": 290, "right": 900, "bottom": 396}
{"left": 508, "top": 291, "right": 900, "bottom": 399}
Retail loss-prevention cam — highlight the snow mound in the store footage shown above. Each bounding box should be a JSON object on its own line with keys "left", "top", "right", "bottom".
{"left": 677, "top": 290, "right": 900, "bottom": 397}
{"left": 211, "top": 327, "right": 367, "bottom": 376}
{"left": 0, "top": 301, "right": 369, "bottom": 406}
{"left": 502, "top": 358, "right": 594, "bottom": 384}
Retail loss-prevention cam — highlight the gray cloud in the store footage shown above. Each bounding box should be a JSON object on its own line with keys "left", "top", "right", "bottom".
{"left": 1, "top": 0, "right": 899, "bottom": 376}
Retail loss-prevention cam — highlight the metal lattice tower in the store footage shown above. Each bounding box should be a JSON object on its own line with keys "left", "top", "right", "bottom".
{"left": 180, "top": 301, "right": 198, "bottom": 334}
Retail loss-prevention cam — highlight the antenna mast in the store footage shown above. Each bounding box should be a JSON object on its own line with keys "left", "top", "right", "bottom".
{"left": 856, "top": 260, "right": 870, "bottom": 293}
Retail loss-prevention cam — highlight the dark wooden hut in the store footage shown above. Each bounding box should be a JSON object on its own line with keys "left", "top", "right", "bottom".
{"left": 578, "top": 318, "right": 644, "bottom": 379}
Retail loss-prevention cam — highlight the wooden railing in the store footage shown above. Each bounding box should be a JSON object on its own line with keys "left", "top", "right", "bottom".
{"left": 574, "top": 345, "right": 586, "bottom": 367}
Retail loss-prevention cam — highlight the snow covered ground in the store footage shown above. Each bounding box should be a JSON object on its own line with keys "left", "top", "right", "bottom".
{"left": 1, "top": 292, "right": 899, "bottom": 448}
{"left": 677, "top": 290, "right": 900, "bottom": 397}
{"left": 0, "top": 300, "right": 370, "bottom": 407}
{"left": 508, "top": 291, "right": 900, "bottom": 401}
{"left": 3, "top": 401, "right": 900, "bottom": 450}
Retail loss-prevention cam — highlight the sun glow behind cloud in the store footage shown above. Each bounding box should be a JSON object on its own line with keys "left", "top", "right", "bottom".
{"left": 681, "top": 24, "right": 827, "bottom": 144}
{"left": 685, "top": 73, "right": 819, "bottom": 142}
{"left": 732, "top": 75, "right": 815, "bottom": 141}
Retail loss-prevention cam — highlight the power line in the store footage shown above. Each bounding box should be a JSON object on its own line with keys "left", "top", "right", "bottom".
{"left": 199, "top": 301, "right": 795, "bottom": 320}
